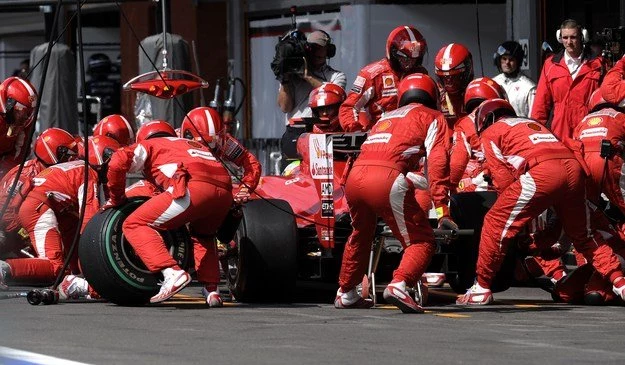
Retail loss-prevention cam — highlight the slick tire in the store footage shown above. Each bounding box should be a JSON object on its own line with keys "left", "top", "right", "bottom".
{"left": 79, "top": 198, "right": 192, "bottom": 306}
{"left": 226, "top": 199, "right": 298, "bottom": 302}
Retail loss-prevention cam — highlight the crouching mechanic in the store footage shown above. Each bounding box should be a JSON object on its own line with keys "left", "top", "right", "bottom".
{"left": 335, "top": 73, "right": 454, "bottom": 313}
{"left": 0, "top": 136, "right": 118, "bottom": 298}
{"left": 0, "top": 128, "right": 78, "bottom": 260}
{"left": 181, "top": 107, "right": 261, "bottom": 305}
{"left": 456, "top": 99, "right": 625, "bottom": 305}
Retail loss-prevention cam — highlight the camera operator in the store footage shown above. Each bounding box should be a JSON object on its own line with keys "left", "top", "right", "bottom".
{"left": 276, "top": 30, "right": 346, "bottom": 125}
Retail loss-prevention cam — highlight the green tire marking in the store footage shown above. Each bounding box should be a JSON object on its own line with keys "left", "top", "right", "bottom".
{"left": 103, "top": 206, "right": 154, "bottom": 291}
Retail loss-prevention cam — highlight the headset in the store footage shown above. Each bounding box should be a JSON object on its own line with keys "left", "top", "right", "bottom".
{"left": 556, "top": 19, "right": 589, "bottom": 44}
{"left": 0, "top": 85, "right": 17, "bottom": 126}
{"left": 313, "top": 30, "right": 336, "bottom": 58}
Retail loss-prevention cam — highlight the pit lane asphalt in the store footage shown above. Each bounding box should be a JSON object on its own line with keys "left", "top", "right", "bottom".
{"left": 1, "top": 283, "right": 624, "bottom": 365}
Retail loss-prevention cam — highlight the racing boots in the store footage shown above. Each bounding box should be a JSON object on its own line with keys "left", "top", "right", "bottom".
{"left": 201, "top": 286, "right": 224, "bottom": 308}
{"left": 150, "top": 266, "right": 191, "bottom": 304}
{"left": 383, "top": 280, "right": 424, "bottom": 313}
{"left": 421, "top": 272, "right": 446, "bottom": 288}
{"left": 456, "top": 282, "right": 493, "bottom": 305}
{"left": 334, "top": 287, "right": 374, "bottom": 309}
{"left": 612, "top": 276, "right": 625, "bottom": 301}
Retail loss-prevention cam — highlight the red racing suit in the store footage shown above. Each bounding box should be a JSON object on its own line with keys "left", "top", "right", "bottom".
{"left": 338, "top": 103, "right": 451, "bottom": 291}
{"left": 0, "top": 117, "right": 34, "bottom": 179}
{"left": 7, "top": 161, "right": 100, "bottom": 282}
{"left": 338, "top": 58, "right": 427, "bottom": 132}
{"left": 449, "top": 111, "right": 491, "bottom": 192}
{"left": 531, "top": 50, "right": 606, "bottom": 141}
{"left": 601, "top": 56, "right": 625, "bottom": 104}
{"left": 573, "top": 107, "right": 625, "bottom": 213}
{"left": 214, "top": 134, "right": 262, "bottom": 194}
{"left": 120, "top": 136, "right": 261, "bottom": 286}
{"left": 106, "top": 137, "right": 259, "bottom": 287}
{"left": 0, "top": 158, "right": 43, "bottom": 256}
{"left": 0, "top": 158, "right": 45, "bottom": 232}
{"left": 476, "top": 117, "right": 624, "bottom": 289}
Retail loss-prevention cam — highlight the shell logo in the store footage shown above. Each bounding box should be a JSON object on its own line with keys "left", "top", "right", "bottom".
{"left": 187, "top": 140, "right": 204, "bottom": 149}
{"left": 376, "top": 120, "right": 392, "bottom": 131}
{"left": 587, "top": 117, "right": 603, "bottom": 126}
{"left": 384, "top": 77, "right": 394, "bottom": 87}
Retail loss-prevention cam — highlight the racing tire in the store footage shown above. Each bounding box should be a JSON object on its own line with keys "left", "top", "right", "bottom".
{"left": 226, "top": 199, "right": 298, "bottom": 302}
{"left": 79, "top": 198, "right": 192, "bottom": 306}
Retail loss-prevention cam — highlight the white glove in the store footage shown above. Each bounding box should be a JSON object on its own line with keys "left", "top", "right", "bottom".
{"left": 405, "top": 172, "right": 428, "bottom": 190}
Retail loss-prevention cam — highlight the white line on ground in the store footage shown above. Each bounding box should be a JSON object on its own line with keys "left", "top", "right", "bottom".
{"left": 0, "top": 346, "right": 93, "bottom": 365}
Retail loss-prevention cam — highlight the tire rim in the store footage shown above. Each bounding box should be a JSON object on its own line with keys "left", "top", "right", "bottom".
{"left": 226, "top": 232, "right": 241, "bottom": 285}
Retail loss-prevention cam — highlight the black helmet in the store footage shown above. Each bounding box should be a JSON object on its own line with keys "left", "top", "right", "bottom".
{"left": 88, "top": 53, "right": 112, "bottom": 75}
{"left": 493, "top": 41, "right": 524, "bottom": 71}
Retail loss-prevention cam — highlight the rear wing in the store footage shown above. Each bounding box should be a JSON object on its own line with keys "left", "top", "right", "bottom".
{"left": 330, "top": 132, "right": 367, "bottom": 159}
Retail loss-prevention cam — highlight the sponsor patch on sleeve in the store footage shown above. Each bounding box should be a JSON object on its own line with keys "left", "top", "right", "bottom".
{"left": 351, "top": 76, "right": 366, "bottom": 94}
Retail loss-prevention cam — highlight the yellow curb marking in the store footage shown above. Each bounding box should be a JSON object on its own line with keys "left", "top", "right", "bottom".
{"left": 513, "top": 304, "right": 540, "bottom": 308}
{"left": 434, "top": 313, "right": 471, "bottom": 318}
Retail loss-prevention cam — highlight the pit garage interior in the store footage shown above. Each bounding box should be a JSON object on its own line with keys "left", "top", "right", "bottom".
{"left": 0, "top": 0, "right": 623, "bottom": 174}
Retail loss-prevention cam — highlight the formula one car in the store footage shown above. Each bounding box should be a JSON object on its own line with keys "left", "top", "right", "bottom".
{"left": 76, "top": 122, "right": 553, "bottom": 305}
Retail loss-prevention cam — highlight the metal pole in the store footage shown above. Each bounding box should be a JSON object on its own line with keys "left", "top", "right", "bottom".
{"left": 160, "top": 0, "right": 168, "bottom": 70}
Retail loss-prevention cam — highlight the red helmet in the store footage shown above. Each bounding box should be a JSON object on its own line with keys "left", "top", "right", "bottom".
{"left": 135, "top": 120, "right": 176, "bottom": 143}
{"left": 87, "top": 135, "right": 120, "bottom": 167}
{"left": 181, "top": 107, "right": 224, "bottom": 144}
{"left": 93, "top": 114, "right": 135, "bottom": 146}
{"left": 33, "top": 128, "right": 78, "bottom": 166}
{"left": 386, "top": 26, "right": 427, "bottom": 74}
{"left": 434, "top": 43, "right": 474, "bottom": 94}
{"left": 75, "top": 135, "right": 85, "bottom": 159}
{"left": 397, "top": 73, "right": 439, "bottom": 109}
{"left": 463, "top": 77, "right": 508, "bottom": 113}
{"left": 588, "top": 89, "right": 613, "bottom": 113}
{"left": 474, "top": 98, "right": 516, "bottom": 135}
{"left": 308, "top": 83, "right": 346, "bottom": 130}
{"left": 0, "top": 77, "right": 38, "bottom": 128}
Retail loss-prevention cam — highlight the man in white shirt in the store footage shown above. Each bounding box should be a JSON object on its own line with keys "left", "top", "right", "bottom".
{"left": 492, "top": 41, "right": 536, "bottom": 117}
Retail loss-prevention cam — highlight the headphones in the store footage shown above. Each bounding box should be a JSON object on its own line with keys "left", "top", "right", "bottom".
{"left": 313, "top": 30, "right": 336, "bottom": 58}
{"left": 0, "top": 84, "right": 17, "bottom": 125}
{"left": 556, "top": 19, "right": 589, "bottom": 44}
